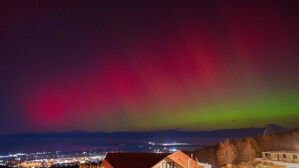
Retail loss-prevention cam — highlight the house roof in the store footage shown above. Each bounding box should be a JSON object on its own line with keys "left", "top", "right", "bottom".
{"left": 263, "top": 151, "right": 299, "bottom": 154}
{"left": 101, "top": 152, "right": 169, "bottom": 168}
{"left": 166, "top": 151, "right": 203, "bottom": 168}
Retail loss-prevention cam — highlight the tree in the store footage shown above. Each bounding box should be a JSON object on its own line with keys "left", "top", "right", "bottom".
{"left": 293, "top": 132, "right": 299, "bottom": 151}
{"left": 216, "top": 139, "right": 237, "bottom": 167}
{"left": 241, "top": 137, "right": 257, "bottom": 162}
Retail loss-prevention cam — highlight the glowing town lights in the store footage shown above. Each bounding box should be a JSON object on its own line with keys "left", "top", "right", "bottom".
{"left": 170, "top": 148, "right": 178, "bottom": 152}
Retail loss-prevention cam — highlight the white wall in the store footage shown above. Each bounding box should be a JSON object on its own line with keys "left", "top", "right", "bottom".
{"left": 152, "top": 158, "right": 183, "bottom": 168}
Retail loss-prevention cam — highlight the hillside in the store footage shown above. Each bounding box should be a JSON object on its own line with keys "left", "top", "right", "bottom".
{"left": 189, "top": 128, "right": 299, "bottom": 167}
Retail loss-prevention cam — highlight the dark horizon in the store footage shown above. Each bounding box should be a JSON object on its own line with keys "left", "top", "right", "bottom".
{"left": 1, "top": 125, "right": 293, "bottom": 154}
{"left": 0, "top": 127, "right": 267, "bottom": 154}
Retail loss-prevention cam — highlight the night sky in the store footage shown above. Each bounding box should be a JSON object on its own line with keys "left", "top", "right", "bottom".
{"left": 0, "top": 0, "right": 298, "bottom": 134}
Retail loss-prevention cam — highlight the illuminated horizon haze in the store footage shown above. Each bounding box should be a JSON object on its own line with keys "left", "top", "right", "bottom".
{"left": 0, "top": 0, "right": 298, "bottom": 133}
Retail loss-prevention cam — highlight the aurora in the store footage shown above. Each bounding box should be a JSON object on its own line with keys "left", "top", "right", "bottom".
{"left": 0, "top": 0, "right": 298, "bottom": 133}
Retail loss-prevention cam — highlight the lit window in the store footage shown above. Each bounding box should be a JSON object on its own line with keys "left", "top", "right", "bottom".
{"left": 162, "top": 162, "right": 174, "bottom": 168}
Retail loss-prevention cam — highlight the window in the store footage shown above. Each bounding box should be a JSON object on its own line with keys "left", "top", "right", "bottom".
{"left": 265, "top": 153, "right": 270, "bottom": 159}
{"left": 162, "top": 162, "right": 174, "bottom": 168}
{"left": 283, "top": 154, "right": 286, "bottom": 158}
{"left": 293, "top": 155, "right": 298, "bottom": 160}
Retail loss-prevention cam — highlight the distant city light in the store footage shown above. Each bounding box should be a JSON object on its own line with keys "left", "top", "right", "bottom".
{"left": 169, "top": 148, "right": 178, "bottom": 152}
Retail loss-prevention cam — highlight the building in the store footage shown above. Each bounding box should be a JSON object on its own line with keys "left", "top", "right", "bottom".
{"left": 152, "top": 151, "right": 207, "bottom": 168}
{"left": 262, "top": 151, "right": 299, "bottom": 163}
{"left": 100, "top": 152, "right": 169, "bottom": 168}
{"left": 80, "top": 161, "right": 102, "bottom": 168}
{"left": 100, "top": 150, "right": 210, "bottom": 168}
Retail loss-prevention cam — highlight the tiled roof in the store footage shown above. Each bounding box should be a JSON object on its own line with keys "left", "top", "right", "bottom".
{"left": 101, "top": 152, "right": 169, "bottom": 168}
{"left": 263, "top": 151, "right": 299, "bottom": 154}
{"left": 167, "top": 151, "right": 203, "bottom": 168}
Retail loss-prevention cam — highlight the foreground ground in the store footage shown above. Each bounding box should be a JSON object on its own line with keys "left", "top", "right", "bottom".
{"left": 225, "top": 159, "right": 299, "bottom": 168}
